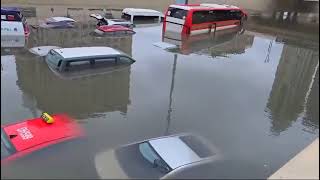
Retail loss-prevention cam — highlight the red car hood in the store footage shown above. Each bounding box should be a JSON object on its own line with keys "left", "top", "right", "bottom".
{"left": 97, "top": 25, "right": 133, "bottom": 32}
{"left": 2, "top": 114, "right": 83, "bottom": 152}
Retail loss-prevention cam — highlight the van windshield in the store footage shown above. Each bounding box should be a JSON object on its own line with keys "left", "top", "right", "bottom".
{"left": 167, "top": 7, "right": 188, "bottom": 19}
{"left": 46, "top": 50, "right": 62, "bottom": 68}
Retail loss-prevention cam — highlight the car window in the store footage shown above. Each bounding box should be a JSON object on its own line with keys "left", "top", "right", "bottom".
{"left": 167, "top": 7, "right": 188, "bottom": 20}
{"left": 65, "top": 59, "right": 92, "bottom": 71}
{"left": 1, "top": 128, "right": 17, "bottom": 160}
{"left": 139, "top": 142, "right": 171, "bottom": 173}
{"left": 118, "top": 56, "right": 134, "bottom": 64}
{"left": 46, "top": 50, "right": 62, "bottom": 68}
{"left": 139, "top": 142, "right": 160, "bottom": 164}
{"left": 179, "top": 136, "right": 215, "bottom": 158}
{"left": 94, "top": 57, "right": 117, "bottom": 66}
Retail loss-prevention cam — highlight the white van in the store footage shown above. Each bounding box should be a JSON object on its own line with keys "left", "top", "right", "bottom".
{"left": 1, "top": 7, "right": 30, "bottom": 36}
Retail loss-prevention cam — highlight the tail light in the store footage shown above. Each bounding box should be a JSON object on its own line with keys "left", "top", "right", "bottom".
{"left": 7, "top": 15, "right": 15, "bottom": 21}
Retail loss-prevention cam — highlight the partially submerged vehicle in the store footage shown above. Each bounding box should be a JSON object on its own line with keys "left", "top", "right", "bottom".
{"left": 1, "top": 113, "right": 83, "bottom": 164}
{"left": 94, "top": 25, "right": 136, "bottom": 35}
{"left": 39, "top": 17, "right": 76, "bottom": 28}
{"left": 29, "top": 46, "right": 136, "bottom": 79}
{"left": 94, "top": 133, "right": 221, "bottom": 179}
{"left": 90, "top": 13, "right": 134, "bottom": 28}
{"left": 122, "top": 8, "right": 164, "bottom": 23}
{"left": 1, "top": 7, "right": 30, "bottom": 36}
{"left": 163, "top": 3, "right": 247, "bottom": 36}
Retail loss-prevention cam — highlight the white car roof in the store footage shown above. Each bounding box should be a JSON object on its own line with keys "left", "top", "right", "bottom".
{"left": 149, "top": 136, "right": 201, "bottom": 169}
{"left": 53, "top": 46, "right": 122, "bottom": 59}
{"left": 122, "top": 8, "right": 163, "bottom": 17}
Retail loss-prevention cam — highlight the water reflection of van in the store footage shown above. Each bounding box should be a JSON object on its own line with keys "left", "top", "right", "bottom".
{"left": 44, "top": 46, "right": 135, "bottom": 79}
{"left": 1, "top": 35, "right": 25, "bottom": 48}
{"left": 162, "top": 27, "right": 247, "bottom": 55}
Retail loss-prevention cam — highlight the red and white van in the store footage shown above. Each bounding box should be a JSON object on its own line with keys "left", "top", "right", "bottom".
{"left": 163, "top": 3, "right": 247, "bottom": 36}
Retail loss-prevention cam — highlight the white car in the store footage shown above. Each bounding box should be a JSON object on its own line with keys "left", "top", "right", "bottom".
{"left": 90, "top": 13, "right": 134, "bottom": 28}
{"left": 94, "top": 133, "right": 222, "bottom": 179}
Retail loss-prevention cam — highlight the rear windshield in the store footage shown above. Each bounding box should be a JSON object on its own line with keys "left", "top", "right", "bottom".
{"left": 167, "top": 7, "right": 188, "bottom": 19}
{"left": 1, "top": 12, "right": 23, "bottom": 22}
{"left": 1, "top": 128, "right": 17, "bottom": 160}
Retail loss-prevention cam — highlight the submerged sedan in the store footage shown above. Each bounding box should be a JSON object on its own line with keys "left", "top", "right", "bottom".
{"left": 1, "top": 113, "right": 84, "bottom": 164}
{"left": 95, "top": 134, "right": 222, "bottom": 179}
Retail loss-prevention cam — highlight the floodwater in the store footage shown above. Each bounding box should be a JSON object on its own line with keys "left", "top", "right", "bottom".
{"left": 1, "top": 9, "right": 319, "bottom": 179}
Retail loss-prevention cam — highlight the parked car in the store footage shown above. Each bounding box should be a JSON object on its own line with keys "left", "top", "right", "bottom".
{"left": 1, "top": 113, "right": 84, "bottom": 164}
{"left": 39, "top": 17, "right": 76, "bottom": 28}
{"left": 94, "top": 133, "right": 222, "bottom": 179}
{"left": 1, "top": 7, "right": 30, "bottom": 36}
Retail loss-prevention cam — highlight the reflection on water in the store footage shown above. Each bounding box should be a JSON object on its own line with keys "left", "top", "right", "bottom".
{"left": 163, "top": 27, "right": 254, "bottom": 57}
{"left": 27, "top": 23, "right": 132, "bottom": 55}
{"left": 265, "top": 43, "right": 319, "bottom": 135}
{"left": 15, "top": 58, "right": 132, "bottom": 118}
{"left": 1, "top": 10, "right": 319, "bottom": 179}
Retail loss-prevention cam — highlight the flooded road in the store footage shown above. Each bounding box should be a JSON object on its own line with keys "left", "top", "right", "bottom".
{"left": 1, "top": 11, "right": 319, "bottom": 179}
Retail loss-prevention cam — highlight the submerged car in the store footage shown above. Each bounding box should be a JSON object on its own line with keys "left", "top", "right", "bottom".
{"left": 1, "top": 113, "right": 83, "bottom": 164}
{"left": 39, "top": 46, "right": 136, "bottom": 78}
{"left": 90, "top": 13, "right": 134, "bottom": 28}
{"left": 94, "top": 25, "right": 136, "bottom": 35}
{"left": 1, "top": 7, "right": 30, "bottom": 36}
{"left": 94, "top": 133, "right": 221, "bottom": 179}
{"left": 39, "top": 17, "right": 76, "bottom": 28}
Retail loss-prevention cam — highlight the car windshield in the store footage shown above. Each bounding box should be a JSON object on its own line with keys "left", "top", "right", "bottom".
{"left": 46, "top": 50, "right": 62, "bottom": 68}
{"left": 1, "top": 128, "right": 17, "bottom": 160}
{"left": 139, "top": 142, "right": 171, "bottom": 173}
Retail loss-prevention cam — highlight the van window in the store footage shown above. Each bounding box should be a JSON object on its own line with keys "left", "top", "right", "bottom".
{"left": 94, "top": 57, "right": 117, "bottom": 66}
{"left": 228, "top": 10, "right": 242, "bottom": 20}
{"left": 65, "top": 60, "right": 91, "bottom": 71}
{"left": 167, "top": 7, "right": 188, "bottom": 19}
{"left": 213, "top": 10, "right": 241, "bottom": 21}
{"left": 46, "top": 50, "right": 62, "bottom": 68}
{"left": 119, "top": 56, "right": 133, "bottom": 64}
{"left": 192, "top": 10, "right": 210, "bottom": 24}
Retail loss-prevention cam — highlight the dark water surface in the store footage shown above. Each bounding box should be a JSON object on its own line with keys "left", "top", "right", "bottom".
{"left": 1, "top": 11, "right": 319, "bottom": 179}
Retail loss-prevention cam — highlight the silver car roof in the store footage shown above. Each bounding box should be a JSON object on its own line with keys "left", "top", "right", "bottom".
{"left": 149, "top": 136, "right": 201, "bottom": 169}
